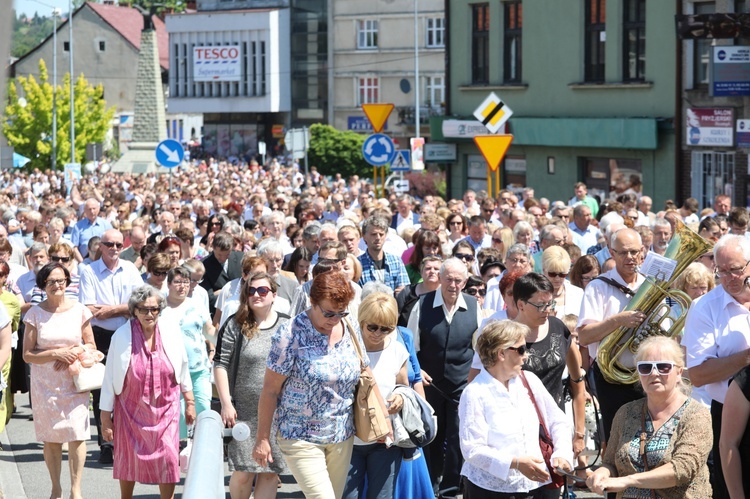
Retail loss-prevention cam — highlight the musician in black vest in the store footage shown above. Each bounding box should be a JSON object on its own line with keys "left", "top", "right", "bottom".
{"left": 406, "top": 257, "right": 482, "bottom": 499}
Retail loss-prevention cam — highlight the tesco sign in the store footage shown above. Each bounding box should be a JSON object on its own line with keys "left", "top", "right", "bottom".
{"left": 193, "top": 45, "right": 241, "bottom": 82}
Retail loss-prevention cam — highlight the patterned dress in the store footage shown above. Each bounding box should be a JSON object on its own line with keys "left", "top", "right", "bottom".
{"left": 113, "top": 321, "right": 180, "bottom": 484}
{"left": 25, "top": 302, "right": 93, "bottom": 443}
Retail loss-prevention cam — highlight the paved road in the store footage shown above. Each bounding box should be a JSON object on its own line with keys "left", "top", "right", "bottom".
{"left": 0, "top": 392, "right": 603, "bottom": 498}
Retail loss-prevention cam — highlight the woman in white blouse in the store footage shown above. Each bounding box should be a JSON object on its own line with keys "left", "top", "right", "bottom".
{"left": 541, "top": 246, "right": 584, "bottom": 319}
{"left": 458, "top": 320, "right": 573, "bottom": 498}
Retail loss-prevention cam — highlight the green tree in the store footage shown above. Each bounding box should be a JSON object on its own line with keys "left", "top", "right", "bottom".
{"left": 307, "top": 124, "right": 370, "bottom": 178}
{"left": 3, "top": 59, "right": 115, "bottom": 170}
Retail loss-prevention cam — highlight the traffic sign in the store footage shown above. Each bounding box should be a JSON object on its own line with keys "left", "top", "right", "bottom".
{"left": 155, "top": 139, "right": 184, "bottom": 168}
{"left": 362, "top": 134, "right": 396, "bottom": 166}
{"left": 410, "top": 137, "right": 425, "bottom": 171}
{"left": 474, "top": 135, "right": 514, "bottom": 172}
{"left": 362, "top": 104, "right": 394, "bottom": 133}
{"left": 473, "top": 92, "right": 514, "bottom": 134}
{"left": 391, "top": 150, "right": 411, "bottom": 171}
{"left": 393, "top": 180, "right": 410, "bottom": 193}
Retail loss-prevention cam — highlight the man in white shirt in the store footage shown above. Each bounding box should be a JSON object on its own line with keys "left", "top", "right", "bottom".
{"left": 650, "top": 218, "right": 672, "bottom": 256}
{"left": 569, "top": 204, "right": 600, "bottom": 254}
{"left": 682, "top": 234, "right": 750, "bottom": 499}
{"left": 578, "top": 228, "right": 646, "bottom": 440}
{"left": 391, "top": 194, "right": 420, "bottom": 237}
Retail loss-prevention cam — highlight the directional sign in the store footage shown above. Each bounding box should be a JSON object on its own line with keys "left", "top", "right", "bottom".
{"left": 362, "top": 133, "right": 396, "bottom": 166}
{"left": 474, "top": 135, "right": 514, "bottom": 172}
{"left": 155, "top": 139, "right": 184, "bottom": 168}
{"left": 393, "top": 180, "right": 410, "bottom": 193}
{"left": 391, "top": 150, "right": 411, "bottom": 172}
{"left": 362, "top": 104, "right": 394, "bottom": 133}
{"left": 473, "top": 92, "right": 514, "bottom": 134}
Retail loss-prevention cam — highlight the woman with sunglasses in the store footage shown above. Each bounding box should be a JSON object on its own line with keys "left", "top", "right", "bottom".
{"left": 463, "top": 276, "right": 493, "bottom": 318}
{"left": 588, "top": 337, "right": 711, "bottom": 498}
{"left": 343, "top": 292, "right": 410, "bottom": 499}
{"left": 100, "top": 285, "right": 194, "bottom": 499}
{"left": 200, "top": 214, "right": 225, "bottom": 250}
{"left": 542, "top": 246, "right": 584, "bottom": 319}
{"left": 214, "top": 272, "right": 290, "bottom": 499}
{"left": 460, "top": 320, "right": 573, "bottom": 498}
{"left": 254, "top": 271, "right": 391, "bottom": 499}
{"left": 512, "top": 273, "right": 587, "bottom": 463}
{"left": 143, "top": 253, "right": 170, "bottom": 294}
{"left": 452, "top": 240, "right": 477, "bottom": 274}
{"left": 444, "top": 213, "right": 467, "bottom": 251}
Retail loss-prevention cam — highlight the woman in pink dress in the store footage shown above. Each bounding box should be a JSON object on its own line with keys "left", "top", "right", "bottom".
{"left": 22, "top": 262, "right": 95, "bottom": 499}
{"left": 99, "top": 285, "right": 195, "bottom": 499}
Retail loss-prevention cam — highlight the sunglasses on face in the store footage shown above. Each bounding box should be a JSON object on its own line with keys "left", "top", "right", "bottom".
{"left": 492, "top": 238, "right": 503, "bottom": 244}
{"left": 636, "top": 361, "right": 676, "bottom": 376}
{"left": 366, "top": 323, "right": 395, "bottom": 334}
{"left": 101, "top": 241, "right": 124, "bottom": 249}
{"left": 547, "top": 272, "right": 569, "bottom": 279}
{"left": 136, "top": 306, "right": 161, "bottom": 316}
{"left": 506, "top": 344, "right": 528, "bottom": 356}
{"left": 464, "top": 287, "right": 487, "bottom": 297}
{"left": 51, "top": 255, "right": 71, "bottom": 263}
{"left": 317, "top": 304, "right": 349, "bottom": 319}
{"left": 247, "top": 286, "right": 272, "bottom": 297}
{"left": 524, "top": 300, "right": 556, "bottom": 313}
{"left": 455, "top": 253, "right": 474, "bottom": 262}
{"left": 152, "top": 270, "right": 168, "bottom": 277}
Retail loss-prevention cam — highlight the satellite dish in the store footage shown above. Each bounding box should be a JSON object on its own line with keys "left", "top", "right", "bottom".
{"left": 400, "top": 79, "right": 411, "bottom": 93}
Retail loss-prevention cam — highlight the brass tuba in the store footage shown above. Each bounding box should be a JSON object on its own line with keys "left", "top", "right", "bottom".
{"left": 596, "top": 220, "right": 713, "bottom": 385}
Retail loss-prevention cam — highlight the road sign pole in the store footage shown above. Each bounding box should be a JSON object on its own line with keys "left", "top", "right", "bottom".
{"left": 303, "top": 127, "right": 309, "bottom": 178}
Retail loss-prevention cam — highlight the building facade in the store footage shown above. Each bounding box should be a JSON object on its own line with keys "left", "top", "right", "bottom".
{"left": 330, "top": 0, "right": 445, "bottom": 148}
{"left": 437, "top": 0, "right": 677, "bottom": 206}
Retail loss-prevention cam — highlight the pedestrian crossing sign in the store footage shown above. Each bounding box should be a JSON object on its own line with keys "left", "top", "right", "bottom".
{"left": 391, "top": 150, "right": 411, "bottom": 172}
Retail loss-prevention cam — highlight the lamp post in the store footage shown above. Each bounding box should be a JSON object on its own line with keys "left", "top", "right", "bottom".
{"left": 52, "top": 8, "right": 60, "bottom": 170}
{"left": 414, "top": 0, "right": 420, "bottom": 139}
{"left": 68, "top": 0, "right": 75, "bottom": 164}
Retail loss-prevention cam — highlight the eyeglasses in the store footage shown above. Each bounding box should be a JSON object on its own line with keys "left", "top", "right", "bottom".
{"left": 45, "top": 278, "right": 67, "bottom": 287}
{"left": 449, "top": 221, "right": 463, "bottom": 226}
{"left": 316, "top": 304, "right": 349, "bottom": 319}
{"left": 716, "top": 260, "right": 750, "bottom": 278}
{"left": 247, "top": 286, "right": 272, "bottom": 297}
{"left": 492, "top": 238, "right": 503, "bottom": 244}
{"left": 101, "top": 241, "right": 124, "bottom": 249}
{"left": 483, "top": 209, "right": 494, "bottom": 214}
{"left": 171, "top": 280, "right": 191, "bottom": 286}
{"left": 455, "top": 253, "right": 474, "bottom": 262}
{"left": 464, "top": 287, "right": 487, "bottom": 297}
{"left": 190, "top": 277, "right": 204, "bottom": 284}
{"left": 136, "top": 306, "right": 161, "bottom": 316}
{"left": 506, "top": 344, "right": 528, "bottom": 356}
{"left": 507, "top": 258, "right": 528, "bottom": 265}
{"left": 366, "top": 323, "right": 395, "bottom": 334}
{"left": 50, "top": 255, "right": 71, "bottom": 263}
{"left": 524, "top": 300, "right": 556, "bottom": 313}
{"left": 547, "top": 272, "right": 569, "bottom": 279}
{"left": 636, "top": 361, "right": 676, "bottom": 376}
{"left": 611, "top": 249, "right": 641, "bottom": 258}
{"left": 152, "top": 270, "right": 168, "bottom": 277}
{"left": 210, "top": 222, "right": 223, "bottom": 227}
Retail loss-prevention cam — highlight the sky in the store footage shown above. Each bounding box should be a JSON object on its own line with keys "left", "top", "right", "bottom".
{"left": 14, "top": 0, "right": 72, "bottom": 18}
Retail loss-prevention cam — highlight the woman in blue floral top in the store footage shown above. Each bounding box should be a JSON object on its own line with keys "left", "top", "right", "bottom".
{"left": 253, "top": 271, "right": 392, "bottom": 498}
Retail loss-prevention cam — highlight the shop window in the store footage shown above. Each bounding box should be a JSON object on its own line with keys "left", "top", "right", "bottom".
{"left": 691, "top": 151, "right": 735, "bottom": 209}
{"left": 581, "top": 157, "right": 642, "bottom": 203}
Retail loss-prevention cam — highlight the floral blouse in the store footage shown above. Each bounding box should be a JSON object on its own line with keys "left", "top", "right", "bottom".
{"left": 267, "top": 311, "right": 367, "bottom": 444}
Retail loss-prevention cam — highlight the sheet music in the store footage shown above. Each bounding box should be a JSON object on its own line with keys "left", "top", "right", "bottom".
{"left": 641, "top": 251, "right": 678, "bottom": 281}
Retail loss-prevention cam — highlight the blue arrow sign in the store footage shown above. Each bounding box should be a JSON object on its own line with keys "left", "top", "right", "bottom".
{"left": 155, "top": 139, "right": 185, "bottom": 168}
{"left": 390, "top": 150, "right": 411, "bottom": 171}
{"left": 362, "top": 133, "right": 396, "bottom": 166}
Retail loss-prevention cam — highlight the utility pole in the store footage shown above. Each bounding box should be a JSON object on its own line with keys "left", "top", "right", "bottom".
{"left": 68, "top": 0, "right": 75, "bottom": 164}
{"left": 52, "top": 8, "right": 59, "bottom": 169}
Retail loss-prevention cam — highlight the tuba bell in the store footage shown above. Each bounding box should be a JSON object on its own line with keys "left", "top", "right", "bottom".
{"left": 596, "top": 219, "right": 713, "bottom": 385}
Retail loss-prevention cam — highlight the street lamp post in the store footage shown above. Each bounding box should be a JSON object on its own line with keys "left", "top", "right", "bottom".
{"left": 68, "top": 0, "right": 75, "bottom": 164}
{"left": 414, "top": 0, "right": 420, "bottom": 140}
{"left": 52, "top": 8, "right": 59, "bottom": 170}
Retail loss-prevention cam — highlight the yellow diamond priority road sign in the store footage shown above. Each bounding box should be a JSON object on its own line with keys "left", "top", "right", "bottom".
{"left": 473, "top": 93, "right": 513, "bottom": 134}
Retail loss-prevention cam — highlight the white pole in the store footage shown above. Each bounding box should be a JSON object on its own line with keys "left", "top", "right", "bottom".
{"left": 52, "top": 8, "right": 58, "bottom": 170}
{"left": 414, "top": 0, "right": 420, "bottom": 140}
{"left": 68, "top": 0, "right": 75, "bottom": 164}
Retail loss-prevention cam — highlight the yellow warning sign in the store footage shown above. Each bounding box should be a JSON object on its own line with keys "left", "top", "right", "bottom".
{"left": 362, "top": 103, "right": 394, "bottom": 133}
{"left": 474, "top": 135, "right": 514, "bottom": 172}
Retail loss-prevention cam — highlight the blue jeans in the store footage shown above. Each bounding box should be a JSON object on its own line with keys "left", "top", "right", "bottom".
{"left": 343, "top": 442, "right": 402, "bottom": 499}
{"left": 180, "top": 369, "right": 211, "bottom": 438}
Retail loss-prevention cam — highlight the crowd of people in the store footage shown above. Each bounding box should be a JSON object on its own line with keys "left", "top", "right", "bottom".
{"left": 0, "top": 158, "right": 748, "bottom": 499}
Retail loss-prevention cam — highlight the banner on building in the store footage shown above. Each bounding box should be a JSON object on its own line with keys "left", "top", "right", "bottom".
{"left": 686, "top": 108, "right": 734, "bottom": 147}
{"left": 193, "top": 45, "right": 242, "bottom": 82}
{"left": 711, "top": 46, "right": 750, "bottom": 96}
{"left": 737, "top": 120, "right": 750, "bottom": 148}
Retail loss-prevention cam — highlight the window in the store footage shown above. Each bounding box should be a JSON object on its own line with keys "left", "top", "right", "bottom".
{"left": 581, "top": 157, "right": 642, "bottom": 202}
{"left": 691, "top": 151, "right": 735, "bottom": 209}
{"left": 471, "top": 4, "right": 490, "bottom": 84}
{"left": 427, "top": 18, "right": 445, "bottom": 47}
{"left": 426, "top": 76, "right": 445, "bottom": 107}
{"left": 585, "top": 0, "right": 606, "bottom": 82}
{"left": 98, "top": 40, "right": 106, "bottom": 52}
{"left": 693, "top": 2, "right": 715, "bottom": 87}
{"left": 623, "top": 0, "right": 646, "bottom": 81}
{"left": 358, "top": 77, "right": 379, "bottom": 105}
{"left": 503, "top": 0, "right": 523, "bottom": 83}
{"left": 357, "top": 20, "right": 378, "bottom": 49}
{"left": 63, "top": 41, "right": 70, "bottom": 52}
{"left": 737, "top": 0, "right": 750, "bottom": 12}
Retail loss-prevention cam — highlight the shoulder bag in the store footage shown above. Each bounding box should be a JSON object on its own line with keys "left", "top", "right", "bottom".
{"left": 345, "top": 317, "right": 390, "bottom": 443}
{"left": 519, "top": 371, "right": 565, "bottom": 489}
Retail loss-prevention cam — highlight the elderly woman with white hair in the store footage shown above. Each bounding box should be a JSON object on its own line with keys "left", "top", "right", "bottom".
{"left": 542, "top": 246, "right": 584, "bottom": 319}
{"left": 513, "top": 221, "right": 538, "bottom": 254}
{"left": 256, "top": 238, "right": 297, "bottom": 306}
{"left": 100, "top": 285, "right": 194, "bottom": 499}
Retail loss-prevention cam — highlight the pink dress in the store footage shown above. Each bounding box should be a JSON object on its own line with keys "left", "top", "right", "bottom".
{"left": 25, "top": 303, "right": 93, "bottom": 443}
{"left": 113, "top": 320, "right": 180, "bottom": 484}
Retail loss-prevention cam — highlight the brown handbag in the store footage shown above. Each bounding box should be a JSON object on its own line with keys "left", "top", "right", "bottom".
{"left": 346, "top": 318, "right": 390, "bottom": 443}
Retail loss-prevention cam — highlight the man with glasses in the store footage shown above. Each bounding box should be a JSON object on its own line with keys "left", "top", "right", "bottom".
{"left": 406, "top": 257, "right": 482, "bottom": 499}
{"left": 71, "top": 198, "right": 111, "bottom": 263}
{"left": 323, "top": 193, "right": 355, "bottom": 224}
{"left": 78, "top": 229, "right": 144, "bottom": 464}
{"left": 578, "top": 228, "right": 646, "bottom": 441}
{"left": 683, "top": 235, "right": 750, "bottom": 499}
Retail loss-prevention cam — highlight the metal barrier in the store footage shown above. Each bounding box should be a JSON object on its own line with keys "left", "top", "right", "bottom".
{"left": 182, "top": 410, "right": 249, "bottom": 499}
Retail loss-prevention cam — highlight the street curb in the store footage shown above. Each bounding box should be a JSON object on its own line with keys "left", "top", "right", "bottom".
{"left": 0, "top": 426, "right": 26, "bottom": 499}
